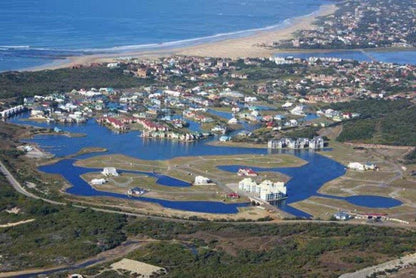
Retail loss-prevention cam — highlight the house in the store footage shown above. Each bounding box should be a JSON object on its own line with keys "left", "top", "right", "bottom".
{"left": 54, "top": 127, "right": 63, "bottom": 133}
{"left": 348, "top": 162, "right": 377, "bottom": 171}
{"left": 91, "top": 178, "right": 106, "bottom": 185}
{"left": 102, "top": 167, "right": 119, "bottom": 177}
{"left": 23, "top": 145, "right": 33, "bottom": 152}
{"left": 219, "top": 136, "right": 231, "bottom": 142}
{"left": 68, "top": 274, "right": 84, "bottom": 278}
{"left": 127, "top": 187, "right": 146, "bottom": 196}
{"left": 227, "top": 192, "right": 240, "bottom": 199}
{"left": 364, "top": 162, "right": 377, "bottom": 170}
{"left": 282, "top": 102, "right": 293, "bottom": 108}
{"left": 347, "top": 162, "right": 365, "bottom": 171}
{"left": 290, "top": 105, "right": 305, "bottom": 116}
{"left": 194, "top": 176, "right": 212, "bottom": 185}
{"left": 227, "top": 117, "right": 239, "bottom": 125}
{"left": 237, "top": 168, "right": 258, "bottom": 177}
{"left": 333, "top": 211, "right": 351, "bottom": 221}
{"left": 107, "top": 62, "right": 119, "bottom": 68}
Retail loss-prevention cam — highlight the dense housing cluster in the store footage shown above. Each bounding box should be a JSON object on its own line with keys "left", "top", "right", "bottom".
{"left": 273, "top": 0, "right": 416, "bottom": 49}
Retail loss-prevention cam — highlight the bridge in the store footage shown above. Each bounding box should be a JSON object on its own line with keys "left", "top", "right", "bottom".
{"left": 0, "top": 105, "right": 26, "bottom": 119}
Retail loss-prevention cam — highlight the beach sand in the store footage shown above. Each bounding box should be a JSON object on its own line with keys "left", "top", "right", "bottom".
{"left": 30, "top": 4, "right": 337, "bottom": 71}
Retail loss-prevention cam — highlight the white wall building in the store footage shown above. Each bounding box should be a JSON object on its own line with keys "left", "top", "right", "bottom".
{"left": 102, "top": 167, "right": 119, "bottom": 176}
{"left": 91, "top": 178, "right": 107, "bottom": 185}
{"left": 347, "top": 162, "right": 377, "bottom": 171}
{"left": 238, "top": 178, "right": 287, "bottom": 202}
{"left": 194, "top": 176, "right": 212, "bottom": 185}
{"left": 348, "top": 162, "right": 365, "bottom": 171}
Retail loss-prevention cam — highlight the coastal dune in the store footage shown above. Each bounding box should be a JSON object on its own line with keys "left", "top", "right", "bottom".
{"left": 31, "top": 4, "right": 337, "bottom": 71}
{"left": 177, "top": 4, "right": 337, "bottom": 58}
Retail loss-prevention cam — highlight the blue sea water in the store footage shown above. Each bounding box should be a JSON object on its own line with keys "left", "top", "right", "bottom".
{"left": 0, "top": 0, "right": 329, "bottom": 72}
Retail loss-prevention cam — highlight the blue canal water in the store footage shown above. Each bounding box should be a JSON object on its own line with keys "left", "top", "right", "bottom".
{"left": 0, "top": 0, "right": 330, "bottom": 72}
{"left": 274, "top": 50, "right": 416, "bottom": 65}
{"left": 9, "top": 114, "right": 402, "bottom": 217}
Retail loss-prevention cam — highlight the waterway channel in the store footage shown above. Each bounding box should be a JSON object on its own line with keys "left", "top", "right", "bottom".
{"left": 9, "top": 113, "right": 402, "bottom": 218}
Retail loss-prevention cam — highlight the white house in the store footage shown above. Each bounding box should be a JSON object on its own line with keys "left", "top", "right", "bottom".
{"left": 364, "top": 162, "right": 377, "bottom": 170}
{"left": 348, "top": 162, "right": 377, "bottom": 171}
{"left": 282, "top": 102, "right": 293, "bottom": 108}
{"left": 227, "top": 117, "right": 239, "bottom": 125}
{"left": 244, "top": 96, "right": 257, "bottom": 102}
{"left": 107, "top": 62, "right": 119, "bottom": 68}
{"left": 334, "top": 211, "right": 351, "bottom": 221}
{"left": 91, "top": 178, "right": 106, "bottom": 185}
{"left": 102, "top": 167, "right": 119, "bottom": 176}
{"left": 347, "top": 162, "right": 365, "bottom": 171}
{"left": 290, "top": 105, "right": 305, "bottom": 116}
{"left": 23, "top": 145, "right": 33, "bottom": 152}
{"left": 219, "top": 136, "right": 231, "bottom": 142}
{"left": 238, "top": 178, "right": 258, "bottom": 194}
{"left": 194, "top": 176, "right": 212, "bottom": 185}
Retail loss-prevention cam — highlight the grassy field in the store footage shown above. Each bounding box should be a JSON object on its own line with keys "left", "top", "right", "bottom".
{"left": 81, "top": 172, "right": 231, "bottom": 202}
{"left": 75, "top": 153, "right": 303, "bottom": 186}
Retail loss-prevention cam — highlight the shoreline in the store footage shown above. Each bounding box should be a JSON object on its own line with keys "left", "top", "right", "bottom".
{"left": 26, "top": 3, "right": 337, "bottom": 71}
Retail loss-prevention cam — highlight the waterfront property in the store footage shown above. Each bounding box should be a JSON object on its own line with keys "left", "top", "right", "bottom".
{"left": 90, "top": 178, "right": 106, "bottom": 185}
{"left": 9, "top": 113, "right": 404, "bottom": 217}
{"left": 127, "top": 187, "right": 147, "bottom": 196}
{"left": 238, "top": 178, "right": 287, "bottom": 203}
{"left": 237, "top": 168, "right": 258, "bottom": 177}
{"left": 268, "top": 137, "right": 324, "bottom": 150}
{"left": 194, "top": 176, "right": 213, "bottom": 185}
{"left": 101, "top": 167, "right": 119, "bottom": 176}
{"left": 347, "top": 162, "right": 377, "bottom": 171}
{"left": 334, "top": 211, "right": 351, "bottom": 221}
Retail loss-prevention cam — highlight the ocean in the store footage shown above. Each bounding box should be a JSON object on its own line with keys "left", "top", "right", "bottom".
{"left": 0, "top": 0, "right": 330, "bottom": 72}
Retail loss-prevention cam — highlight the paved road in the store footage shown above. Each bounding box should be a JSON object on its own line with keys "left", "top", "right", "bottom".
{"left": 0, "top": 160, "right": 64, "bottom": 206}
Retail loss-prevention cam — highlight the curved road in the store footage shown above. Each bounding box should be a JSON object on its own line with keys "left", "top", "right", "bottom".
{"left": 0, "top": 160, "right": 64, "bottom": 206}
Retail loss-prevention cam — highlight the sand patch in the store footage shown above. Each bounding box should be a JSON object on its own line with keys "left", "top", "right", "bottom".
{"left": 111, "top": 258, "right": 166, "bottom": 277}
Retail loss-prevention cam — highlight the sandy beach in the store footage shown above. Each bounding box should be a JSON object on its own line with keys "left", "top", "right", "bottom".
{"left": 30, "top": 4, "right": 337, "bottom": 71}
